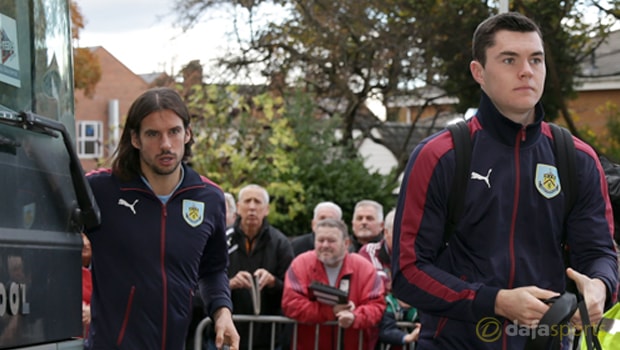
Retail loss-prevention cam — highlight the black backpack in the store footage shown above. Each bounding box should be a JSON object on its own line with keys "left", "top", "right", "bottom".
{"left": 599, "top": 156, "right": 620, "bottom": 245}
{"left": 445, "top": 120, "right": 620, "bottom": 250}
{"left": 445, "top": 122, "right": 576, "bottom": 248}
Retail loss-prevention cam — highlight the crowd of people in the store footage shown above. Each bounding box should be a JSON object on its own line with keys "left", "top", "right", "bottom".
{"left": 79, "top": 11, "right": 619, "bottom": 350}
{"left": 181, "top": 185, "right": 418, "bottom": 349}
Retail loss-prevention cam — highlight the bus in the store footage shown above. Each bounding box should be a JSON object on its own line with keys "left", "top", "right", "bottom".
{"left": 0, "top": 0, "right": 100, "bottom": 348}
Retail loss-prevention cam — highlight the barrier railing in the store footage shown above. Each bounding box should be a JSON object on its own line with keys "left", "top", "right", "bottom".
{"left": 193, "top": 314, "right": 416, "bottom": 350}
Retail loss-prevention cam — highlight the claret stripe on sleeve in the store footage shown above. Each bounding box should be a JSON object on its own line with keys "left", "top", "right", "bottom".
{"left": 398, "top": 121, "right": 479, "bottom": 303}
{"left": 542, "top": 123, "right": 615, "bottom": 243}
{"left": 199, "top": 175, "right": 222, "bottom": 191}
{"left": 85, "top": 167, "right": 112, "bottom": 176}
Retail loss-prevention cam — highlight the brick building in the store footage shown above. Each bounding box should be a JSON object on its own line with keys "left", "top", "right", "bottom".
{"left": 74, "top": 46, "right": 161, "bottom": 172}
{"left": 567, "top": 29, "right": 620, "bottom": 136}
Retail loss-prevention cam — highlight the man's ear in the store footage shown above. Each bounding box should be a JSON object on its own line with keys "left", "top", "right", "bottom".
{"left": 184, "top": 126, "right": 192, "bottom": 144}
{"left": 130, "top": 130, "right": 140, "bottom": 149}
{"left": 470, "top": 60, "right": 485, "bottom": 85}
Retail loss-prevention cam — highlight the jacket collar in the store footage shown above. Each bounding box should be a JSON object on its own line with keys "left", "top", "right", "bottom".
{"left": 476, "top": 91, "right": 545, "bottom": 147}
{"left": 378, "top": 240, "right": 391, "bottom": 265}
{"left": 118, "top": 163, "right": 203, "bottom": 192}
{"left": 334, "top": 253, "right": 354, "bottom": 278}
{"left": 350, "top": 232, "right": 384, "bottom": 252}
{"left": 232, "top": 217, "right": 272, "bottom": 243}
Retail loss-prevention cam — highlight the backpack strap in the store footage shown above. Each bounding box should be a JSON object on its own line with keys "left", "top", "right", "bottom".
{"left": 550, "top": 126, "right": 604, "bottom": 350}
{"left": 578, "top": 295, "right": 603, "bottom": 350}
{"left": 444, "top": 121, "right": 471, "bottom": 249}
{"left": 549, "top": 123, "right": 577, "bottom": 219}
{"left": 549, "top": 123, "right": 578, "bottom": 294}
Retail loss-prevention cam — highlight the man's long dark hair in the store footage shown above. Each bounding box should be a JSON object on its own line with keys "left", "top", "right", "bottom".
{"left": 111, "top": 87, "right": 194, "bottom": 181}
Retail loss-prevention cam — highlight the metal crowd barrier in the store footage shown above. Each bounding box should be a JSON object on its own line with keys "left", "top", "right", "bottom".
{"left": 193, "top": 314, "right": 416, "bottom": 350}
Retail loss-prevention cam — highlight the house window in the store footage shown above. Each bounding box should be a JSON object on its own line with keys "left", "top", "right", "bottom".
{"left": 77, "top": 121, "right": 103, "bottom": 158}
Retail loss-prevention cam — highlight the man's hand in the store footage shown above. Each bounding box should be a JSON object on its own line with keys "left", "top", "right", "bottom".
{"left": 403, "top": 323, "right": 421, "bottom": 343}
{"left": 213, "top": 307, "right": 240, "bottom": 350}
{"left": 495, "top": 286, "right": 559, "bottom": 327}
{"left": 82, "top": 302, "right": 91, "bottom": 326}
{"left": 254, "top": 268, "right": 275, "bottom": 289}
{"left": 333, "top": 300, "right": 356, "bottom": 328}
{"left": 333, "top": 300, "right": 355, "bottom": 315}
{"left": 566, "top": 268, "right": 607, "bottom": 327}
{"left": 229, "top": 271, "right": 253, "bottom": 290}
{"left": 335, "top": 309, "right": 355, "bottom": 328}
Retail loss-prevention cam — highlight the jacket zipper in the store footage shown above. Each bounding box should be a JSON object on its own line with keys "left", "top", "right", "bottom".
{"left": 503, "top": 127, "right": 526, "bottom": 349}
{"left": 122, "top": 183, "right": 203, "bottom": 349}
{"left": 161, "top": 202, "right": 168, "bottom": 350}
{"left": 509, "top": 126, "right": 527, "bottom": 288}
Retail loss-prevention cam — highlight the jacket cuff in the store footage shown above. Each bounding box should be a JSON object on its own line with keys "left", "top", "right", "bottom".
{"left": 208, "top": 299, "right": 233, "bottom": 318}
{"left": 473, "top": 286, "right": 500, "bottom": 319}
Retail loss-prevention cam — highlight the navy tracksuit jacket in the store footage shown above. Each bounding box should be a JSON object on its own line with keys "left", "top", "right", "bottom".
{"left": 392, "top": 92, "right": 618, "bottom": 349}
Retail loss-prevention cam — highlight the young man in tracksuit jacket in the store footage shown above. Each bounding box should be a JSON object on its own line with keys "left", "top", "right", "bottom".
{"left": 84, "top": 87, "right": 238, "bottom": 350}
{"left": 392, "top": 12, "right": 618, "bottom": 350}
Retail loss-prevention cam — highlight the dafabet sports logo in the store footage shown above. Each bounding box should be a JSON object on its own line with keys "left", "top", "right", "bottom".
{"left": 476, "top": 317, "right": 503, "bottom": 342}
{"left": 476, "top": 317, "right": 583, "bottom": 342}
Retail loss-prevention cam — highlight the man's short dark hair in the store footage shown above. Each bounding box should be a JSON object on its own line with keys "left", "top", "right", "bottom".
{"left": 472, "top": 12, "right": 543, "bottom": 66}
{"left": 315, "top": 218, "right": 349, "bottom": 240}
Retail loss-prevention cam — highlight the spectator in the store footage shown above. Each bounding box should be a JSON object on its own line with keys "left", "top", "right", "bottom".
{"left": 84, "top": 87, "right": 238, "bottom": 350}
{"left": 81, "top": 233, "right": 93, "bottom": 339}
{"left": 359, "top": 209, "right": 419, "bottom": 349}
{"left": 291, "top": 201, "right": 342, "bottom": 256}
{"left": 282, "top": 218, "right": 385, "bottom": 350}
{"left": 350, "top": 200, "right": 384, "bottom": 252}
{"left": 392, "top": 12, "right": 618, "bottom": 349}
{"left": 224, "top": 184, "right": 294, "bottom": 350}
{"left": 224, "top": 192, "right": 237, "bottom": 227}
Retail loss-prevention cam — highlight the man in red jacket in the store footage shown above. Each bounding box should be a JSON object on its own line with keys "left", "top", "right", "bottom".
{"left": 282, "top": 218, "right": 385, "bottom": 350}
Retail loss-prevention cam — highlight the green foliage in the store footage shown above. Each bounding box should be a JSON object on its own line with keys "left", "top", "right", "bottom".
{"left": 515, "top": 0, "right": 613, "bottom": 121}
{"left": 407, "top": 0, "right": 491, "bottom": 112}
{"left": 173, "top": 0, "right": 618, "bottom": 165}
{"left": 183, "top": 84, "right": 396, "bottom": 236}
{"left": 185, "top": 84, "right": 305, "bottom": 228}
{"left": 423, "top": 0, "right": 614, "bottom": 122}
{"left": 280, "top": 90, "right": 397, "bottom": 235}
{"left": 579, "top": 102, "right": 620, "bottom": 161}
{"left": 171, "top": 0, "right": 620, "bottom": 233}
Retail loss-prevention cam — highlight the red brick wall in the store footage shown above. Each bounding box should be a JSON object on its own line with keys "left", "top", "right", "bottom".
{"left": 75, "top": 47, "right": 148, "bottom": 172}
{"left": 567, "top": 89, "right": 620, "bottom": 136}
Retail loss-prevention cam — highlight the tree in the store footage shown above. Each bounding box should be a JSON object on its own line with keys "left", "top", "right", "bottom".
{"left": 182, "top": 81, "right": 396, "bottom": 235}
{"left": 403, "top": 0, "right": 617, "bottom": 137}
{"left": 173, "top": 0, "right": 447, "bottom": 154}
{"left": 514, "top": 0, "right": 614, "bottom": 136}
{"left": 590, "top": 0, "right": 620, "bottom": 19}
{"left": 280, "top": 89, "right": 397, "bottom": 234}
{"left": 71, "top": 1, "right": 101, "bottom": 97}
{"left": 173, "top": 1, "right": 618, "bottom": 172}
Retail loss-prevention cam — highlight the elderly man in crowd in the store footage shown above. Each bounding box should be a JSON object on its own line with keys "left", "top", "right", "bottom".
{"left": 226, "top": 184, "right": 294, "bottom": 350}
